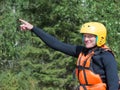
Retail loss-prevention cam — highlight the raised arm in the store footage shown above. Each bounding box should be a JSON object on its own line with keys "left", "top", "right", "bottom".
{"left": 19, "top": 19, "right": 84, "bottom": 57}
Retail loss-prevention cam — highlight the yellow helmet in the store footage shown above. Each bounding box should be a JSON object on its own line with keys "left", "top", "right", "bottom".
{"left": 80, "top": 22, "right": 107, "bottom": 47}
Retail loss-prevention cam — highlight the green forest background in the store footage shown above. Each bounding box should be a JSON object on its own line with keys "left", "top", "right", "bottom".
{"left": 0, "top": 0, "right": 120, "bottom": 90}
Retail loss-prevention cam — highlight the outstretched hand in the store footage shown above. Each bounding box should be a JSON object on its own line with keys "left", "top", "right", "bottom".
{"left": 19, "top": 19, "right": 33, "bottom": 31}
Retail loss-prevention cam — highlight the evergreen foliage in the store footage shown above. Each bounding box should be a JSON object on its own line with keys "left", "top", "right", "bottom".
{"left": 0, "top": 0, "right": 120, "bottom": 90}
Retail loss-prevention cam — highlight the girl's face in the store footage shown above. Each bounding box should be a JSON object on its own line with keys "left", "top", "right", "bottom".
{"left": 83, "top": 33, "right": 97, "bottom": 48}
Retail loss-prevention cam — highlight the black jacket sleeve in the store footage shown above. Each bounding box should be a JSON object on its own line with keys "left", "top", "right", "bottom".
{"left": 31, "top": 27, "right": 84, "bottom": 57}
{"left": 102, "top": 51, "right": 119, "bottom": 90}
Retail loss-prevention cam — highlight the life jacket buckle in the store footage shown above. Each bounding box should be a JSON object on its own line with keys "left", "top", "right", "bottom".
{"left": 76, "top": 65, "right": 84, "bottom": 70}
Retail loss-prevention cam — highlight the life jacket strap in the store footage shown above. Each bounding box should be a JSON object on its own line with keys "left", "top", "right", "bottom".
{"left": 76, "top": 65, "right": 89, "bottom": 85}
{"left": 76, "top": 65, "right": 89, "bottom": 70}
{"left": 77, "top": 84, "right": 87, "bottom": 90}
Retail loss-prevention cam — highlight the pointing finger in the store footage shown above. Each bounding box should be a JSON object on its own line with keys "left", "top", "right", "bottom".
{"left": 19, "top": 19, "right": 28, "bottom": 24}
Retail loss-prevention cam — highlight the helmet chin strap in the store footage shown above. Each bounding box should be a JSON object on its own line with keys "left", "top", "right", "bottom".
{"left": 96, "top": 36, "right": 98, "bottom": 46}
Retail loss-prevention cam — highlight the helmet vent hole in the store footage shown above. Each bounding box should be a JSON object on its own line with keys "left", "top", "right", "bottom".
{"left": 88, "top": 25, "right": 90, "bottom": 27}
{"left": 101, "top": 37, "right": 104, "bottom": 39}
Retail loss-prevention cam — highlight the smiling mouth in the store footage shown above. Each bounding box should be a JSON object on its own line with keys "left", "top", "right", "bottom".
{"left": 85, "top": 41, "right": 91, "bottom": 45}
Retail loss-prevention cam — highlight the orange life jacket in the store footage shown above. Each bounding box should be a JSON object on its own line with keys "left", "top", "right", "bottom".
{"left": 75, "top": 45, "right": 111, "bottom": 90}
